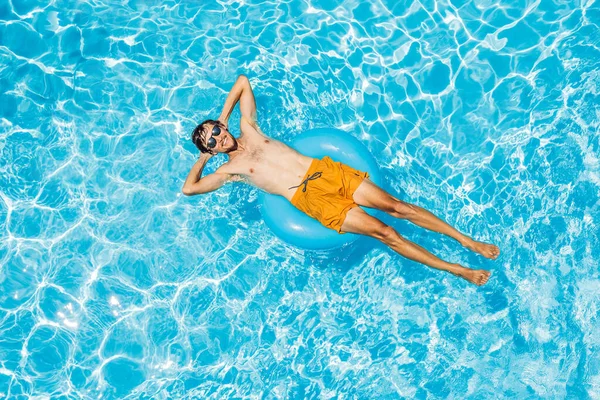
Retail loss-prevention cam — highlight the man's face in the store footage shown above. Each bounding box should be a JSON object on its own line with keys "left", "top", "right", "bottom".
{"left": 202, "top": 123, "right": 235, "bottom": 154}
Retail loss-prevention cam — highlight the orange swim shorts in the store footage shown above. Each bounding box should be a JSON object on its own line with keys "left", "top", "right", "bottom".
{"left": 290, "top": 155, "right": 370, "bottom": 234}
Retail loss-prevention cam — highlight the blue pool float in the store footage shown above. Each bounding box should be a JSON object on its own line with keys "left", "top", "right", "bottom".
{"left": 259, "top": 127, "right": 382, "bottom": 250}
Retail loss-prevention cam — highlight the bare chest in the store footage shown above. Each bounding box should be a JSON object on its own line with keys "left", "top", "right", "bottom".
{"left": 220, "top": 139, "right": 279, "bottom": 177}
{"left": 219, "top": 138, "right": 312, "bottom": 196}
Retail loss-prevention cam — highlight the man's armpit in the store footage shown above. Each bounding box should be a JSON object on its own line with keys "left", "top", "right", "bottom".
{"left": 241, "top": 115, "right": 258, "bottom": 128}
{"left": 228, "top": 174, "right": 245, "bottom": 183}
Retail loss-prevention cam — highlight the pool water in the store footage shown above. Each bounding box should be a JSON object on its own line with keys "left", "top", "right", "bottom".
{"left": 1, "top": 0, "right": 599, "bottom": 398}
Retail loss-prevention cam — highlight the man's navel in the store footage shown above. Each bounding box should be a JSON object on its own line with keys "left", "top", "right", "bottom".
{"left": 249, "top": 168, "right": 254, "bottom": 173}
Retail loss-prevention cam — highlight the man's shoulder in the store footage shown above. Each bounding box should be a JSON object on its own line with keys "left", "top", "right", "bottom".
{"left": 214, "top": 161, "right": 235, "bottom": 175}
{"left": 215, "top": 159, "right": 249, "bottom": 176}
{"left": 212, "top": 164, "right": 244, "bottom": 183}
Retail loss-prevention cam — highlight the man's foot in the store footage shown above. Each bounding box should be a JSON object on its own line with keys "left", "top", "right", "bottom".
{"left": 462, "top": 238, "right": 500, "bottom": 259}
{"left": 458, "top": 268, "right": 491, "bottom": 286}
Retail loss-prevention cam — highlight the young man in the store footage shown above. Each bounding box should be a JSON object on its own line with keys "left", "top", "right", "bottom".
{"left": 182, "top": 75, "right": 500, "bottom": 286}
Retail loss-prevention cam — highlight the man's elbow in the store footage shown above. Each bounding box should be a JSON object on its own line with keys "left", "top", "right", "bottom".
{"left": 182, "top": 186, "right": 198, "bottom": 196}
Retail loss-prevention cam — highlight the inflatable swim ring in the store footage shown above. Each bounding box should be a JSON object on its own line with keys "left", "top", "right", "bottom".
{"left": 259, "top": 127, "right": 382, "bottom": 250}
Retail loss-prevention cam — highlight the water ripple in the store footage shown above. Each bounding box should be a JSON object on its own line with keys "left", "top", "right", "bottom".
{"left": 0, "top": 0, "right": 599, "bottom": 398}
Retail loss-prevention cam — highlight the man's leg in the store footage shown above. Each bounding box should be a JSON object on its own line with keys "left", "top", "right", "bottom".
{"left": 340, "top": 207, "right": 491, "bottom": 286}
{"left": 352, "top": 179, "right": 500, "bottom": 259}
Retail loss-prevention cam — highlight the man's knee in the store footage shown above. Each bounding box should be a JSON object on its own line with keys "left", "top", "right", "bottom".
{"left": 393, "top": 200, "right": 417, "bottom": 219}
{"left": 374, "top": 225, "right": 399, "bottom": 242}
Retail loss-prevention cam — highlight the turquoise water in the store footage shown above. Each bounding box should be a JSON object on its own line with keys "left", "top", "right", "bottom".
{"left": 1, "top": 0, "right": 599, "bottom": 398}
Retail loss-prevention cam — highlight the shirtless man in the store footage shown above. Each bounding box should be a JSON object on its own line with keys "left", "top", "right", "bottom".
{"left": 182, "top": 75, "right": 500, "bottom": 286}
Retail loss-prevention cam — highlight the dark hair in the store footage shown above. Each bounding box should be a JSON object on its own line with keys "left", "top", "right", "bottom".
{"left": 191, "top": 119, "right": 222, "bottom": 153}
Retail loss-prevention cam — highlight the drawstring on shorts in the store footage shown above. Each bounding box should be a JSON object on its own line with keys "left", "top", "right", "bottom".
{"left": 288, "top": 172, "right": 323, "bottom": 192}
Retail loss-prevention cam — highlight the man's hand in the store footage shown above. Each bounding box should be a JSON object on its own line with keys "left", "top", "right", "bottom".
{"left": 200, "top": 151, "right": 214, "bottom": 160}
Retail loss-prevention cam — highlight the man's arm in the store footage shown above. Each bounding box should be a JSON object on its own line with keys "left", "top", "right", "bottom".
{"left": 181, "top": 153, "right": 232, "bottom": 196}
{"left": 218, "top": 74, "right": 257, "bottom": 127}
{"left": 182, "top": 172, "right": 232, "bottom": 196}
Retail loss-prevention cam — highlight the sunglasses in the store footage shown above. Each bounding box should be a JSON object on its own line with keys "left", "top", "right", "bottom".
{"left": 205, "top": 125, "right": 223, "bottom": 149}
